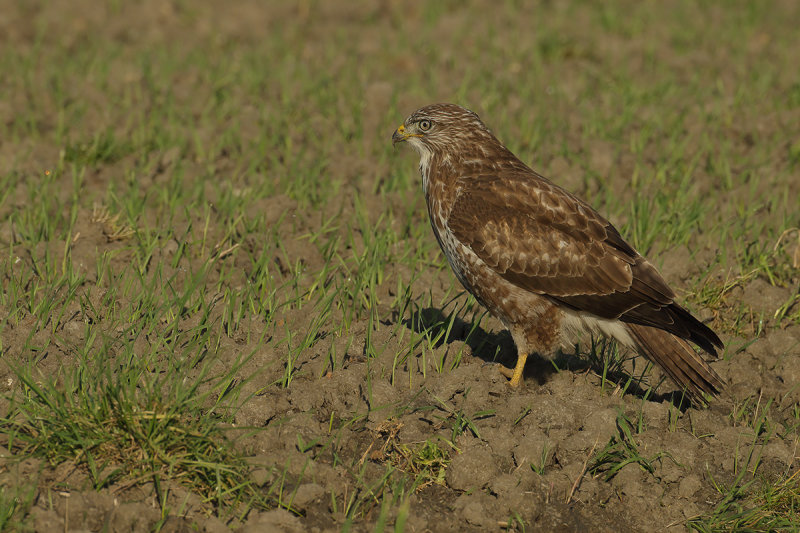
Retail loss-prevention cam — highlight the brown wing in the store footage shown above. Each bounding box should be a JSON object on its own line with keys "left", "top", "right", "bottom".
{"left": 447, "top": 172, "right": 722, "bottom": 355}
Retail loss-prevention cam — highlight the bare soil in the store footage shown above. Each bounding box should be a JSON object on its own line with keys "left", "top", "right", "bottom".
{"left": 1, "top": 1, "right": 799, "bottom": 532}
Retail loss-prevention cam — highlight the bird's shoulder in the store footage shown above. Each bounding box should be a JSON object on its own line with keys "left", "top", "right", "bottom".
{"left": 451, "top": 171, "right": 611, "bottom": 233}
{"left": 445, "top": 170, "right": 651, "bottom": 297}
{"left": 448, "top": 170, "right": 630, "bottom": 258}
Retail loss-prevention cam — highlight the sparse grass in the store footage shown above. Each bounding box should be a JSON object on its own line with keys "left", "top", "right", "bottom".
{"left": 1, "top": 310, "right": 284, "bottom": 519}
{"left": 432, "top": 392, "right": 496, "bottom": 442}
{"left": 0, "top": 483, "right": 36, "bottom": 532}
{"left": 529, "top": 443, "right": 551, "bottom": 476}
{"left": 0, "top": 0, "right": 798, "bottom": 530}
{"left": 590, "top": 411, "right": 677, "bottom": 481}
{"left": 388, "top": 439, "right": 452, "bottom": 491}
{"left": 688, "top": 470, "right": 800, "bottom": 532}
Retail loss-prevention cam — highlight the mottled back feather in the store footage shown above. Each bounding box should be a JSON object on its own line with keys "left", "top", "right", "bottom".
{"left": 445, "top": 171, "right": 721, "bottom": 354}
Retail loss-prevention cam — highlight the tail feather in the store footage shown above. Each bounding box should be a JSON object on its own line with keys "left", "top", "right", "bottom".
{"left": 665, "top": 303, "right": 724, "bottom": 356}
{"left": 626, "top": 323, "right": 724, "bottom": 404}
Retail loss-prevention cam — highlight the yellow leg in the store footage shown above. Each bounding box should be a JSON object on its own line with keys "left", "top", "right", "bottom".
{"left": 499, "top": 351, "right": 528, "bottom": 387}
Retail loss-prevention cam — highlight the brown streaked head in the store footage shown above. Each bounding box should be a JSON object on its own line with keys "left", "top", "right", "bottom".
{"left": 392, "top": 103, "right": 497, "bottom": 155}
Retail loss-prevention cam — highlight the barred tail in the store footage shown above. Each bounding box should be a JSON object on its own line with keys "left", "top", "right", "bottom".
{"left": 626, "top": 323, "right": 724, "bottom": 405}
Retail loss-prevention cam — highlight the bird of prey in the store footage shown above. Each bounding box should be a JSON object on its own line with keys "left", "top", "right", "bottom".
{"left": 392, "top": 103, "right": 724, "bottom": 404}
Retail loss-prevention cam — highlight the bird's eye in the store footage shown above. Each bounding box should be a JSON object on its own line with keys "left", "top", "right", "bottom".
{"left": 418, "top": 119, "right": 432, "bottom": 131}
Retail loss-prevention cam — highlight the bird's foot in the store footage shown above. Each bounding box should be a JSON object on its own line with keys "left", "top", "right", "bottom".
{"left": 498, "top": 365, "right": 515, "bottom": 380}
{"left": 498, "top": 356, "right": 527, "bottom": 388}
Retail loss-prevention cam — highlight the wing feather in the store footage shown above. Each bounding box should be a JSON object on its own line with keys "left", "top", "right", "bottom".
{"left": 446, "top": 172, "right": 722, "bottom": 353}
{"left": 447, "top": 173, "right": 640, "bottom": 297}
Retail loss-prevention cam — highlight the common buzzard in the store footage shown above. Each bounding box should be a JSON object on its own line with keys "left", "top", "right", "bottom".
{"left": 393, "top": 103, "right": 723, "bottom": 404}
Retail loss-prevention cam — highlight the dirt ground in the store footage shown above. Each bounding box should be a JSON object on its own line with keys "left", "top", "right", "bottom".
{"left": 1, "top": 1, "right": 799, "bottom": 532}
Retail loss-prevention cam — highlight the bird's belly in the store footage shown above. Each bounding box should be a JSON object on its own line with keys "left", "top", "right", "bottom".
{"left": 436, "top": 226, "right": 564, "bottom": 350}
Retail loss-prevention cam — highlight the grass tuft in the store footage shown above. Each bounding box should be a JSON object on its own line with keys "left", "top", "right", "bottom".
{"left": 688, "top": 470, "right": 800, "bottom": 532}
{"left": 590, "top": 411, "right": 676, "bottom": 481}
{"left": 1, "top": 349, "right": 284, "bottom": 518}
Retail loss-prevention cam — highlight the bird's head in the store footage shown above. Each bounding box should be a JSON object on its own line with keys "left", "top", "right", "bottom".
{"left": 392, "top": 103, "right": 494, "bottom": 158}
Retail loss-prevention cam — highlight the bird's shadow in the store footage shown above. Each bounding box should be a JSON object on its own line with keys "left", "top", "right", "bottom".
{"left": 403, "top": 306, "right": 694, "bottom": 410}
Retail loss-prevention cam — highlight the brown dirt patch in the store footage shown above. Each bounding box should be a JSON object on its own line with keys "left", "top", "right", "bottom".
{"left": 1, "top": 1, "right": 799, "bottom": 532}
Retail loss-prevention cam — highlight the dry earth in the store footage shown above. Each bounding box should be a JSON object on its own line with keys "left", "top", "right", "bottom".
{"left": 1, "top": 1, "right": 799, "bottom": 532}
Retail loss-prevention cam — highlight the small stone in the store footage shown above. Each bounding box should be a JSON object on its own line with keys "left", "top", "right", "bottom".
{"left": 201, "top": 515, "right": 230, "bottom": 533}
{"left": 250, "top": 467, "right": 273, "bottom": 487}
{"left": 611, "top": 465, "right": 645, "bottom": 499}
{"left": 464, "top": 500, "right": 484, "bottom": 525}
{"left": 640, "top": 401, "right": 669, "bottom": 431}
{"left": 511, "top": 427, "right": 554, "bottom": 470}
{"left": 678, "top": 474, "right": 702, "bottom": 499}
{"left": 292, "top": 483, "right": 325, "bottom": 508}
{"left": 445, "top": 445, "right": 497, "bottom": 491}
{"left": 762, "top": 440, "right": 793, "bottom": 467}
{"left": 581, "top": 408, "right": 619, "bottom": 443}
{"left": 682, "top": 502, "right": 701, "bottom": 520}
{"left": 239, "top": 509, "right": 302, "bottom": 533}
{"left": 489, "top": 473, "right": 520, "bottom": 497}
{"left": 742, "top": 278, "right": 791, "bottom": 316}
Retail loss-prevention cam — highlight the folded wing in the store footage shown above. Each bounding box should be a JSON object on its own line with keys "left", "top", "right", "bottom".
{"left": 446, "top": 172, "right": 722, "bottom": 356}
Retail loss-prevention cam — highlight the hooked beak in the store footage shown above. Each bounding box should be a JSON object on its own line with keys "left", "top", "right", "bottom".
{"left": 392, "top": 123, "right": 408, "bottom": 145}
{"left": 392, "top": 123, "right": 422, "bottom": 145}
